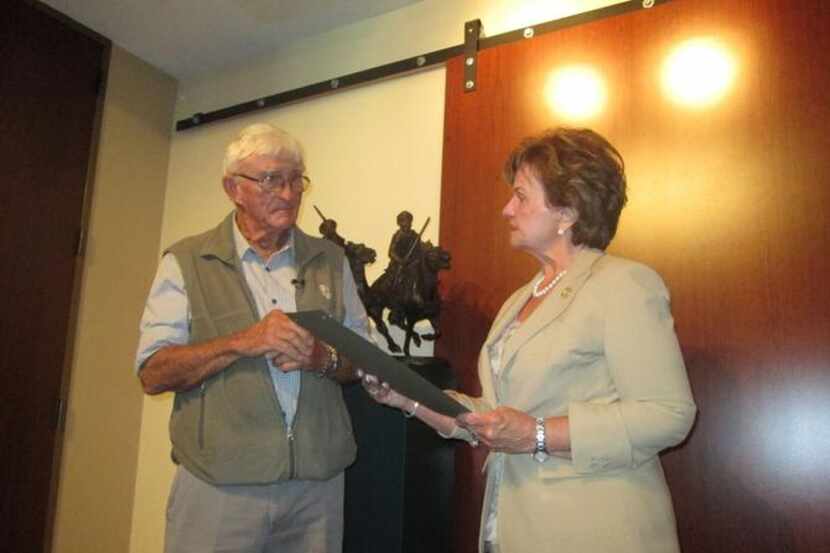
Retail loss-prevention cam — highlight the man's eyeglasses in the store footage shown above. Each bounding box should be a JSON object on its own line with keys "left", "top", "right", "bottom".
{"left": 233, "top": 171, "right": 310, "bottom": 194}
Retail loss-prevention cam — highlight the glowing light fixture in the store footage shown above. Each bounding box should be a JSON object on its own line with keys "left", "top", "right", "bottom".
{"left": 545, "top": 65, "right": 607, "bottom": 121}
{"left": 662, "top": 37, "right": 737, "bottom": 108}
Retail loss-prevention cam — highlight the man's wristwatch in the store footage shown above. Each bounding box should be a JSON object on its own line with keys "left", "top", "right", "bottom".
{"left": 318, "top": 344, "right": 340, "bottom": 378}
{"left": 533, "top": 417, "right": 549, "bottom": 463}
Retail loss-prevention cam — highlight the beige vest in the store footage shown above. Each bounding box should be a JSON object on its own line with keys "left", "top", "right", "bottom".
{"left": 166, "top": 213, "right": 355, "bottom": 484}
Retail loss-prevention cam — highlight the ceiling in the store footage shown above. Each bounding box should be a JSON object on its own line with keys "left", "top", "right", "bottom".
{"left": 41, "top": 0, "right": 421, "bottom": 80}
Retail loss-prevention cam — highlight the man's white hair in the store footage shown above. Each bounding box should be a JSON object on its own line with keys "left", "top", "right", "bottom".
{"left": 223, "top": 123, "right": 305, "bottom": 176}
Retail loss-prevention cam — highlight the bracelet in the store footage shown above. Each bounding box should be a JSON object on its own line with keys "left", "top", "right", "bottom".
{"left": 403, "top": 401, "right": 419, "bottom": 418}
{"left": 318, "top": 344, "right": 340, "bottom": 378}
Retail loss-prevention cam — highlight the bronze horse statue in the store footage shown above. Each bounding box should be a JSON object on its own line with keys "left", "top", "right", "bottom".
{"left": 366, "top": 241, "right": 451, "bottom": 357}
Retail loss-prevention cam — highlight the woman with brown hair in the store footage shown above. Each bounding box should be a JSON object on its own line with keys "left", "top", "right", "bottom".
{"left": 361, "top": 127, "right": 696, "bottom": 553}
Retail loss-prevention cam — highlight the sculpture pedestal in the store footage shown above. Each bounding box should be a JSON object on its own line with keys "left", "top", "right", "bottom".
{"left": 342, "top": 357, "right": 456, "bottom": 553}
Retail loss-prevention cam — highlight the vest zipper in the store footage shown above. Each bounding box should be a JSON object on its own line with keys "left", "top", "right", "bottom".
{"left": 286, "top": 369, "right": 303, "bottom": 480}
{"left": 198, "top": 382, "right": 206, "bottom": 449}
{"left": 286, "top": 426, "right": 295, "bottom": 479}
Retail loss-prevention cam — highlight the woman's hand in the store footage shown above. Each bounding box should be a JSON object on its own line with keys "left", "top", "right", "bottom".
{"left": 358, "top": 370, "right": 484, "bottom": 445}
{"left": 456, "top": 406, "right": 537, "bottom": 453}
{"left": 357, "top": 369, "right": 411, "bottom": 410}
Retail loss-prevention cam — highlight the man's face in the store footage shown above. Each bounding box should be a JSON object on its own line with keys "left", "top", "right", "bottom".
{"left": 225, "top": 153, "right": 304, "bottom": 236}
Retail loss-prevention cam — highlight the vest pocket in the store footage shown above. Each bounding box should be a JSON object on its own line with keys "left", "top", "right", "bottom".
{"left": 170, "top": 383, "right": 216, "bottom": 472}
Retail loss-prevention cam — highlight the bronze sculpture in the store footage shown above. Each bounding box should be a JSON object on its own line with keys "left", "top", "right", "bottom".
{"left": 314, "top": 205, "right": 377, "bottom": 308}
{"left": 315, "top": 208, "right": 451, "bottom": 357}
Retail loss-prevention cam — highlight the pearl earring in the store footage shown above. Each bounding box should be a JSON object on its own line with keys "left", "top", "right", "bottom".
{"left": 557, "top": 228, "right": 565, "bottom": 236}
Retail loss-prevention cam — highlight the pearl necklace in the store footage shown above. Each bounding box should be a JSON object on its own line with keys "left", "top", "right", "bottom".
{"left": 532, "top": 270, "right": 567, "bottom": 298}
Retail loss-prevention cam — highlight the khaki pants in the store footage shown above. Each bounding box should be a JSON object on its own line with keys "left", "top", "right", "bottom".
{"left": 165, "top": 466, "right": 344, "bottom": 553}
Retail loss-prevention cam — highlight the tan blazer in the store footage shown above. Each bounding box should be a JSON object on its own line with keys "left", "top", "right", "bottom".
{"left": 450, "top": 248, "right": 696, "bottom": 553}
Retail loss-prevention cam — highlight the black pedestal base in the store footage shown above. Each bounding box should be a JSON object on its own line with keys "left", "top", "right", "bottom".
{"left": 342, "top": 357, "right": 456, "bottom": 553}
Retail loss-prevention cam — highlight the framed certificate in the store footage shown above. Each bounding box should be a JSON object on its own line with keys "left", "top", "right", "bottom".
{"left": 288, "top": 310, "right": 468, "bottom": 417}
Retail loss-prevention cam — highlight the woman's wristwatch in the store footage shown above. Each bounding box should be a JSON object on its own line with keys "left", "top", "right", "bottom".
{"left": 533, "top": 417, "right": 549, "bottom": 463}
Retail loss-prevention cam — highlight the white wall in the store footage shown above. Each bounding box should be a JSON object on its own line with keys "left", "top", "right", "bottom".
{"left": 176, "top": 0, "right": 623, "bottom": 119}
{"left": 161, "top": 67, "right": 447, "bottom": 277}
{"left": 130, "top": 1, "right": 621, "bottom": 551}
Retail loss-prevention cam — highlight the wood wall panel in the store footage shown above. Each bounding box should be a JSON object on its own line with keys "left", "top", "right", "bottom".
{"left": 438, "top": 1, "right": 829, "bottom": 552}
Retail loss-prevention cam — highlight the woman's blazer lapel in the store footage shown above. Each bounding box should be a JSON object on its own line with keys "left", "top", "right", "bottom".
{"left": 499, "top": 249, "right": 606, "bottom": 374}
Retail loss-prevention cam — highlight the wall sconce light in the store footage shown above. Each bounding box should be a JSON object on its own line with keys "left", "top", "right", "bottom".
{"left": 545, "top": 65, "right": 607, "bottom": 121}
{"left": 662, "top": 37, "right": 737, "bottom": 108}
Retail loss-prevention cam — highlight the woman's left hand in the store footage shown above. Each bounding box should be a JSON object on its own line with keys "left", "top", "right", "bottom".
{"left": 456, "top": 406, "right": 536, "bottom": 453}
{"left": 357, "top": 369, "right": 410, "bottom": 410}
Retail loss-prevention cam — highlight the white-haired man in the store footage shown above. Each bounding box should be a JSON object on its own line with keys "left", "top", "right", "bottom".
{"left": 136, "top": 123, "right": 369, "bottom": 553}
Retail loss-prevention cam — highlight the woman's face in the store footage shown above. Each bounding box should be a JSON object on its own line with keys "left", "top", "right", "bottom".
{"left": 502, "top": 165, "right": 566, "bottom": 254}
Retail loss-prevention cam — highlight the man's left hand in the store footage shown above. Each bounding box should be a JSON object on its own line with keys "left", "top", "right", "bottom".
{"left": 270, "top": 338, "right": 328, "bottom": 373}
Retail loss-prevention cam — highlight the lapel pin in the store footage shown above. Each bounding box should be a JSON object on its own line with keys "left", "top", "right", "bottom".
{"left": 318, "top": 283, "right": 331, "bottom": 300}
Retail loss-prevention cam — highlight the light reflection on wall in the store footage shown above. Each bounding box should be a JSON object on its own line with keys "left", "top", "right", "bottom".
{"left": 495, "top": 0, "right": 619, "bottom": 35}
{"left": 544, "top": 65, "right": 606, "bottom": 121}
{"left": 661, "top": 37, "right": 737, "bottom": 108}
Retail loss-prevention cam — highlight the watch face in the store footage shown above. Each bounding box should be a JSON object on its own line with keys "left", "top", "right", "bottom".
{"left": 534, "top": 417, "right": 546, "bottom": 462}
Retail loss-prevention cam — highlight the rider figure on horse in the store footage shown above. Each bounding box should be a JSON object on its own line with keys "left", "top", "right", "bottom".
{"left": 387, "top": 211, "right": 422, "bottom": 274}
{"left": 386, "top": 211, "right": 423, "bottom": 326}
{"left": 319, "top": 218, "right": 347, "bottom": 249}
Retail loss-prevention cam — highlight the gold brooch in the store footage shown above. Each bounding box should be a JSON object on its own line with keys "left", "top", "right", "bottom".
{"left": 560, "top": 287, "right": 573, "bottom": 298}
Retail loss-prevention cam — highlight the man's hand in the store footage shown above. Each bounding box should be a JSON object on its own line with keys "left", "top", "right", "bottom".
{"left": 270, "top": 338, "right": 335, "bottom": 374}
{"left": 237, "top": 310, "right": 316, "bottom": 371}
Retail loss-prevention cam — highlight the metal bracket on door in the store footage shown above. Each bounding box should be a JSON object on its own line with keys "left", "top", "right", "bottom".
{"left": 55, "top": 397, "right": 67, "bottom": 431}
{"left": 463, "top": 19, "right": 483, "bottom": 92}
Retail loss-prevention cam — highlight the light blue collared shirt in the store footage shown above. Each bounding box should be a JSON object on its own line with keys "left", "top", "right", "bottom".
{"left": 136, "top": 220, "right": 371, "bottom": 427}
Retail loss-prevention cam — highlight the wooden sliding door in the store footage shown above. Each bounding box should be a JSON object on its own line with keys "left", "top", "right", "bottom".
{"left": 0, "top": 2, "right": 108, "bottom": 552}
{"left": 438, "top": 1, "right": 830, "bottom": 552}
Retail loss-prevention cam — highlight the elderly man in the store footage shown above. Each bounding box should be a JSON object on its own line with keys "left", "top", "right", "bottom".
{"left": 136, "top": 123, "right": 369, "bottom": 553}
